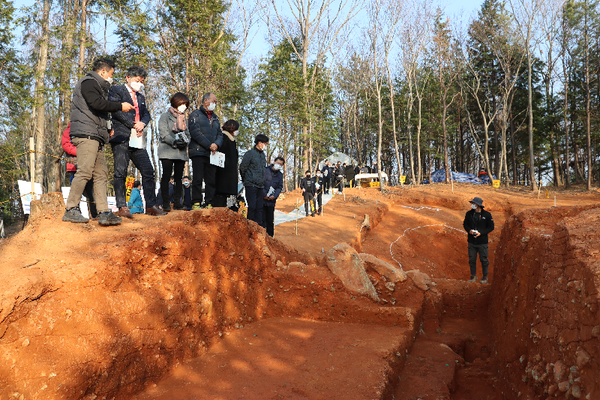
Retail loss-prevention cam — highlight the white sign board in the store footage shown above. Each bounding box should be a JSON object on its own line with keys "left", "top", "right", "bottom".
{"left": 17, "top": 180, "right": 43, "bottom": 214}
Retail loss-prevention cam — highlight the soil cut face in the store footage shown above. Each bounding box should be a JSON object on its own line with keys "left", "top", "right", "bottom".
{"left": 0, "top": 184, "right": 599, "bottom": 399}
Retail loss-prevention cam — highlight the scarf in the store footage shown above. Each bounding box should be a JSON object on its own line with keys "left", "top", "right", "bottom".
{"left": 223, "top": 131, "right": 236, "bottom": 142}
{"left": 168, "top": 107, "right": 187, "bottom": 132}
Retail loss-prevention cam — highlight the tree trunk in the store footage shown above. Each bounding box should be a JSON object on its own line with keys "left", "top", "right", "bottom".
{"left": 78, "top": 0, "right": 88, "bottom": 75}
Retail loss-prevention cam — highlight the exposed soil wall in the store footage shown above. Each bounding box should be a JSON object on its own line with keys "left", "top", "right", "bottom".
{"left": 0, "top": 206, "right": 418, "bottom": 400}
{"left": 489, "top": 205, "right": 600, "bottom": 399}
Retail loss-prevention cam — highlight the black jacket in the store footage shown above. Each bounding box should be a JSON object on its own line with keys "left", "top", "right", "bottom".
{"left": 240, "top": 146, "right": 266, "bottom": 188}
{"left": 463, "top": 209, "right": 495, "bottom": 245}
{"left": 70, "top": 72, "right": 122, "bottom": 144}
{"left": 263, "top": 165, "right": 283, "bottom": 207}
{"left": 108, "top": 84, "right": 151, "bottom": 144}
{"left": 215, "top": 133, "right": 239, "bottom": 196}
{"left": 301, "top": 176, "right": 316, "bottom": 196}
{"left": 188, "top": 106, "right": 224, "bottom": 158}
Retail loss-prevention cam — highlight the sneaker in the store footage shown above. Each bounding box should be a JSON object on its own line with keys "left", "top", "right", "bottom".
{"left": 98, "top": 211, "right": 122, "bottom": 226}
{"left": 162, "top": 204, "right": 171, "bottom": 212}
{"left": 192, "top": 202, "right": 202, "bottom": 210}
{"left": 467, "top": 276, "right": 477, "bottom": 283}
{"left": 63, "top": 207, "right": 89, "bottom": 223}
{"left": 204, "top": 204, "right": 213, "bottom": 210}
{"left": 480, "top": 278, "right": 489, "bottom": 284}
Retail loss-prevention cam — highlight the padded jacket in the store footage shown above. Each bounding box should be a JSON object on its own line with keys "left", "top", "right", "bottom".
{"left": 239, "top": 146, "right": 266, "bottom": 188}
{"left": 263, "top": 165, "right": 283, "bottom": 207}
{"left": 188, "top": 106, "right": 223, "bottom": 158}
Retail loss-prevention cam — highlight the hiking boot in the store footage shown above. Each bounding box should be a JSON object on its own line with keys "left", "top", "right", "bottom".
{"left": 192, "top": 202, "right": 202, "bottom": 210}
{"left": 467, "top": 276, "right": 477, "bottom": 283}
{"left": 63, "top": 207, "right": 89, "bottom": 223}
{"left": 98, "top": 211, "right": 122, "bottom": 226}
{"left": 162, "top": 204, "right": 171, "bottom": 212}
{"left": 480, "top": 277, "right": 489, "bottom": 284}
{"left": 117, "top": 206, "right": 133, "bottom": 219}
{"left": 173, "top": 202, "right": 184, "bottom": 210}
{"left": 146, "top": 206, "right": 167, "bottom": 216}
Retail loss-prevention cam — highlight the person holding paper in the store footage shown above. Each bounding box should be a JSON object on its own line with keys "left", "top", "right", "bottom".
{"left": 188, "top": 93, "right": 224, "bottom": 209}
{"left": 262, "top": 157, "right": 284, "bottom": 237}
{"left": 158, "top": 92, "right": 191, "bottom": 211}
{"left": 240, "top": 134, "right": 269, "bottom": 225}
{"left": 108, "top": 66, "right": 165, "bottom": 218}
{"left": 214, "top": 119, "right": 240, "bottom": 208}
{"left": 63, "top": 58, "right": 133, "bottom": 226}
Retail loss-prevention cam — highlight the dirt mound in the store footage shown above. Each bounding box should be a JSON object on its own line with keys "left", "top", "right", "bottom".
{"left": 489, "top": 205, "right": 600, "bottom": 399}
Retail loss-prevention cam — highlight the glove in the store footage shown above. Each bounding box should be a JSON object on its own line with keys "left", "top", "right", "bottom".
{"left": 173, "top": 139, "right": 188, "bottom": 149}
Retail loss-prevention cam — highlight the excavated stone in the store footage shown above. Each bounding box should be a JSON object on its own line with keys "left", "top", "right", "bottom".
{"left": 406, "top": 270, "right": 432, "bottom": 291}
{"left": 326, "top": 244, "right": 379, "bottom": 302}
{"left": 358, "top": 253, "right": 408, "bottom": 283}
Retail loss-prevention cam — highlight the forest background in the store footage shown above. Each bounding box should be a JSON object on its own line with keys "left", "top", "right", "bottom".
{"left": 1, "top": 0, "right": 599, "bottom": 222}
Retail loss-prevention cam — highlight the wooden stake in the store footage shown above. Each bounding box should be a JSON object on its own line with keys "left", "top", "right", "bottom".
{"left": 29, "top": 137, "right": 35, "bottom": 196}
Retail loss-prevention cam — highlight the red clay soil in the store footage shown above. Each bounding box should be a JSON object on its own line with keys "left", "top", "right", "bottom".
{"left": 1, "top": 184, "right": 599, "bottom": 400}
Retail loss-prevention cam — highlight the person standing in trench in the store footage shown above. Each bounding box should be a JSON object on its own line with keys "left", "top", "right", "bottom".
{"left": 463, "top": 196, "right": 494, "bottom": 284}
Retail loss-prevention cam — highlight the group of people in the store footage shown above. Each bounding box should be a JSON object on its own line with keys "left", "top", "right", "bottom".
{"left": 62, "top": 58, "right": 285, "bottom": 235}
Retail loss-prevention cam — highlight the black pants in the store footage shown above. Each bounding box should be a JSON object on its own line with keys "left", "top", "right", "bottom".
{"left": 160, "top": 159, "right": 185, "bottom": 208}
{"left": 303, "top": 192, "right": 315, "bottom": 216}
{"left": 315, "top": 191, "right": 322, "bottom": 214}
{"left": 191, "top": 156, "right": 217, "bottom": 206}
{"left": 324, "top": 178, "right": 331, "bottom": 194}
{"left": 245, "top": 186, "right": 263, "bottom": 225}
{"left": 69, "top": 172, "right": 97, "bottom": 218}
{"left": 336, "top": 177, "right": 344, "bottom": 192}
{"left": 112, "top": 141, "right": 157, "bottom": 208}
{"left": 263, "top": 205, "right": 275, "bottom": 236}
{"left": 468, "top": 243, "right": 489, "bottom": 278}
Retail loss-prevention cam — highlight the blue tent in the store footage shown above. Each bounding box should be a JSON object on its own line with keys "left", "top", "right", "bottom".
{"left": 422, "top": 169, "right": 495, "bottom": 185}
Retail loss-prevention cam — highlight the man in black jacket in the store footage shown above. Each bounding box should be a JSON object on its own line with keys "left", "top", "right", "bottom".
{"left": 313, "top": 169, "right": 324, "bottom": 215}
{"left": 63, "top": 58, "right": 134, "bottom": 226}
{"left": 321, "top": 160, "right": 332, "bottom": 194}
{"left": 108, "top": 66, "right": 165, "bottom": 218}
{"left": 188, "top": 92, "right": 224, "bottom": 209}
{"left": 300, "top": 170, "right": 316, "bottom": 217}
{"left": 463, "top": 196, "right": 495, "bottom": 284}
{"left": 240, "top": 134, "right": 268, "bottom": 224}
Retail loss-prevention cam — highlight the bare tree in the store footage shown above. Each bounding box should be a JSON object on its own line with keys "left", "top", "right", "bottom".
{"left": 265, "top": 0, "right": 359, "bottom": 171}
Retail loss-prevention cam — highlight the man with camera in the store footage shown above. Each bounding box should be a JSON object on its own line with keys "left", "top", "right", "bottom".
{"left": 463, "top": 196, "right": 494, "bottom": 284}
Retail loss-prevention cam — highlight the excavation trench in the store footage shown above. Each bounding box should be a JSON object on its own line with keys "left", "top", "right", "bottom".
{"left": 0, "top": 186, "right": 598, "bottom": 399}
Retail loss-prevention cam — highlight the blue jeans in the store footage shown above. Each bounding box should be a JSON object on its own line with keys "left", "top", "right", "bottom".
{"left": 245, "top": 186, "right": 264, "bottom": 225}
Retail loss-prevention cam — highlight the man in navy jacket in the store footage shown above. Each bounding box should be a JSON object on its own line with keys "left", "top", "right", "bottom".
{"left": 463, "top": 196, "right": 495, "bottom": 284}
{"left": 108, "top": 65, "right": 165, "bottom": 218}
{"left": 262, "top": 157, "right": 284, "bottom": 237}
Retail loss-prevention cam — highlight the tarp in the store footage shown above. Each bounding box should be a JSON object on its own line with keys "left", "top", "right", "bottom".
{"left": 317, "top": 152, "right": 359, "bottom": 170}
{"left": 421, "top": 169, "right": 496, "bottom": 185}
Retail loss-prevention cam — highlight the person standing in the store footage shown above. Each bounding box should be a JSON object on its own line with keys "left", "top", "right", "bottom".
{"left": 300, "top": 170, "right": 316, "bottom": 217}
{"left": 158, "top": 92, "right": 190, "bottom": 211}
{"left": 188, "top": 93, "right": 223, "bottom": 209}
{"left": 61, "top": 122, "right": 97, "bottom": 218}
{"left": 262, "top": 157, "right": 285, "bottom": 236}
{"left": 314, "top": 169, "right": 324, "bottom": 215}
{"left": 127, "top": 181, "right": 144, "bottom": 214}
{"left": 240, "top": 134, "right": 268, "bottom": 225}
{"left": 108, "top": 65, "right": 166, "bottom": 218}
{"left": 463, "top": 196, "right": 495, "bottom": 284}
{"left": 335, "top": 161, "right": 345, "bottom": 193}
{"left": 321, "top": 160, "right": 332, "bottom": 194}
{"left": 63, "top": 58, "right": 134, "bottom": 226}
{"left": 214, "top": 119, "right": 240, "bottom": 208}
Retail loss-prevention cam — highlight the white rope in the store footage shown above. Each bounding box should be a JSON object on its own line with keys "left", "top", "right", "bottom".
{"left": 401, "top": 205, "right": 441, "bottom": 212}
{"left": 389, "top": 224, "right": 466, "bottom": 270}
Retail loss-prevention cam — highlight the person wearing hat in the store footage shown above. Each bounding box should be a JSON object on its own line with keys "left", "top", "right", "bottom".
{"left": 463, "top": 196, "right": 494, "bottom": 284}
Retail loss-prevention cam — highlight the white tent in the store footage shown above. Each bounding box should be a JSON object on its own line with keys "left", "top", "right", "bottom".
{"left": 317, "top": 152, "right": 358, "bottom": 170}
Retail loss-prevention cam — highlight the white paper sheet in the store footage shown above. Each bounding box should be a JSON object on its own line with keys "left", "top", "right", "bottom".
{"left": 17, "top": 180, "right": 43, "bottom": 214}
{"left": 129, "top": 128, "right": 143, "bottom": 149}
{"left": 210, "top": 151, "right": 225, "bottom": 168}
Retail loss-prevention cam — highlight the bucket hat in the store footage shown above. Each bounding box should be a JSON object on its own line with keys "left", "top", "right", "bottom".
{"left": 469, "top": 197, "right": 484, "bottom": 208}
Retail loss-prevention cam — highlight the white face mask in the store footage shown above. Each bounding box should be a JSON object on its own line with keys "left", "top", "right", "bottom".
{"left": 183, "top": 181, "right": 190, "bottom": 187}
{"left": 471, "top": 203, "right": 477, "bottom": 210}
{"left": 177, "top": 104, "right": 187, "bottom": 113}
{"left": 130, "top": 81, "right": 144, "bottom": 92}
{"left": 317, "top": 173, "right": 322, "bottom": 178}
{"left": 273, "top": 164, "right": 282, "bottom": 171}
{"left": 233, "top": 130, "right": 239, "bottom": 136}
{"left": 106, "top": 76, "right": 114, "bottom": 84}
{"left": 207, "top": 102, "right": 216, "bottom": 111}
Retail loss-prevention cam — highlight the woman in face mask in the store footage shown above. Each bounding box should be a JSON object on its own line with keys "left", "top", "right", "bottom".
{"left": 157, "top": 92, "right": 191, "bottom": 211}
{"left": 213, "top": 119, "right": 240, "bottom": 208}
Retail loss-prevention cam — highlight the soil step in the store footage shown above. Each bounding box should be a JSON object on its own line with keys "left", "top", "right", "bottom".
{"left": 132, "top": 317, "right": 414, "bottom": 400}
{"left": 392, "top": 318, "right": 502, "bottom": 400}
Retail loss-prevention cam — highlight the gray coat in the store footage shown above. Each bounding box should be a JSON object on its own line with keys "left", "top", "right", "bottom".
{"left": 158, "top": 111, "right": 190, "bottom": 161}
{"left": 239, "top": 146, "right": 266, "bottom": 188}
